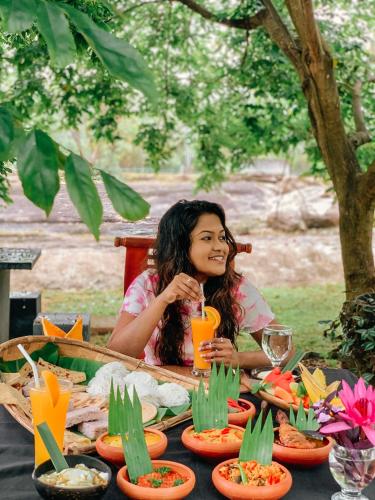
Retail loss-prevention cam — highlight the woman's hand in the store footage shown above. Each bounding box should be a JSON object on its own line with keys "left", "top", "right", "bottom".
{"left": 199, "top": 337, "right": 240, "bottom": 367}
{"left": 159, "top": 273, "right": 202, "bottom": 304}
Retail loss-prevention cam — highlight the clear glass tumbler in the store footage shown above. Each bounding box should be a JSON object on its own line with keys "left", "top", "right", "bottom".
{"left": 329, "top": 443, "right": 375, "bottom": 500}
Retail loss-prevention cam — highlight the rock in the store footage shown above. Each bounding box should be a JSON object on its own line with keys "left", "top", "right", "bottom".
{"left": 267, "top": 185, "right": 339, "bottom": 232}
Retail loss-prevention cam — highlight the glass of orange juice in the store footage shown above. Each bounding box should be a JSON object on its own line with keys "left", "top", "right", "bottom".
{"left": 29, "top": 378, "right": 72, "bottom": 466}
{"left": 191, "top": 312, "right": 215, "bottom": 377}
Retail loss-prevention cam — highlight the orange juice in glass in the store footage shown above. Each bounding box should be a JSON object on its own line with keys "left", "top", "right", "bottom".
{"left": 191, "top": 314, "right": 215, "bottom": 377}
{"left": 30, "top": 378, "right": 72, "bottom": 466}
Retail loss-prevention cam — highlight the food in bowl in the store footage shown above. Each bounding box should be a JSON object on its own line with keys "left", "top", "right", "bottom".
{"left": 136, "top": 466, "right": 188, "bottom": 488}
{"left": 191, "top": 427, "right": 244, "bottom": 443}
{"left": 218, "top": 460, "right": 286, "bottom": 486}
{"left": 38, "top": 463, "right": 109, "bottom": 488}
{"left": 103, "top": 431, "right": 161, "bottom": 447}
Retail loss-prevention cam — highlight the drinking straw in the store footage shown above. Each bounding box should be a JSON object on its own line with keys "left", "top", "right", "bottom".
{"left": 200, "top": 283, "right": 205, "bottom": 320}
{"left": 17, "top": 344, "right": 40, "bottom": 388}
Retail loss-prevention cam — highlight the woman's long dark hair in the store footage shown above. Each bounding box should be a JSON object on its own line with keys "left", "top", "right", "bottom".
{"left": 153, "top": 200, "right": 243, "bottom": 365}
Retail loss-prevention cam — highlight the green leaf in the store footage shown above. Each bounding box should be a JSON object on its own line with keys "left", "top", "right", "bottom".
{"left": 192, "top": 362, "right": 228, "bottom": 432}
{"left": 60, "top": 4, "right": 158, "bottom": 103}
{"left": 0, "top": 0, "right": 36, "bottom": 32}
{"left": 288, "top": 401, "right": 319, "bottom": 431}
{"left": 37, "top": 422, "right": 69, "bottom": 472}
{"left": 0, "top": 342, "right": 59, "bottom": 372}
{"left": 239, "top": 410, "right": 274, "bottom": 465}
{"left": 64, "top": 153, "right": 103, "bottom": 240}
{"left": 36, "top": 0, "right": 76, "bottom": 67}
{"left": 0, "top": 107, "right": 14, "bottom": 161}
{"left": 100, "top": 170, "right": 149, "bottom": 221}
{"left": 17, "top": 129, "right": 60, "bottom": 215}
{"left": 57, "top": 356, "right": 104, "bottom": 383}
{"left": 282, "top": 348, "right": 305, "bottom": 373}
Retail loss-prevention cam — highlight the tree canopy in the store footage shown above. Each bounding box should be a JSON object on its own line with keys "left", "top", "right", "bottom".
{"left": 0, "top": 0, "right": 374, "bottom": 297}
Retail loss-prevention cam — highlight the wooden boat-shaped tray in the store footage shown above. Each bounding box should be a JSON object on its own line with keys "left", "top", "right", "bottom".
{"left": 0, "top": 336, "right": 200, "bottom": 454}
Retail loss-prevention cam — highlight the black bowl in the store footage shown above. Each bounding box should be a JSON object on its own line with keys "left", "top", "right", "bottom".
{"left": 32, "top": 454, "right": 111, "bottom": 500}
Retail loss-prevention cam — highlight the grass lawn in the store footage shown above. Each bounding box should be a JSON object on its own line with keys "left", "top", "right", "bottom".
{"left": 43, "top": 284, "right": 344, "bottom": 364}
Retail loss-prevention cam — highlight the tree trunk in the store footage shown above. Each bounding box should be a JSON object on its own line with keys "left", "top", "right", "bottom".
{"left": 339, "top": 195, "right": 375, "bottom": 299}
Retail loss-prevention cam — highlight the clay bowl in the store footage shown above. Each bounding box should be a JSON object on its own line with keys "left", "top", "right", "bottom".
{"left": 228, "top": 399, "right": 256, "bottom": 427}
{"left": 32, "top": 454, "right": 111, "bottom": 500}
{"left": 96, "top": 429, "right": 168, "bottom": 466}
{"left": 272, "top": 428, "right": 333, "bottom": 467}
{"left": 212, "top": 458, "right": 292, "bottom": 500}
{"left": 181, "top": 424, "right": 244, "bottom": 460}
{"left": 117, "top": 459, "right": 195, "bottom": 500}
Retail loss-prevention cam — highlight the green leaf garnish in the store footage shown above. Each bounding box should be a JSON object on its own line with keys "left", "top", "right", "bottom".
{"left": 238, "top": 462, "right": 248, "bottom": 485}
{"left": 36, "top": 422, "right": 69, "bottom": 472}
{"left": 251, "top": 381, "right": 271, "bottom": 394}
{"left": 154, "top": 467, "right": 171, "bottom": 476}
{"left": 289, "top": 401, "right": 319, "bottom": 431}
{"left": 192, "top": 362, "right": 228, "bottom": 432}
{"left": 150, "top": 478, "right": 162, "bottom": 488}
{"left": 239, "top": 410, "right": 274, "bottom": 465}
{"left": 173, "top": 479, "right": 184, "bottom": 486}
{"left": 282, "top": 349, "right": 305, "bottom": 373}
{"left": 225, "top": 365, "right": 241, "bottom": 401}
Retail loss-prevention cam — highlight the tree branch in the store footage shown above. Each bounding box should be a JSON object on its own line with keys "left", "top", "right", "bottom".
{"left": 261, "top": 0, "right": 302, "bottom": 71}
{"left": 174, "top": 0, "right": 267, "bottom": 30}
{"left": 284, "top": 0, "right": 324, "bottom": 60}
{"left": 348, "top": 78, "right": 374, "bottom": 149}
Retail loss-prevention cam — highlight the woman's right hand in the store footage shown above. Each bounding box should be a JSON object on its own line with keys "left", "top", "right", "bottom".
{"left": 159, "top": 273, "right": 203, "bottom": 304}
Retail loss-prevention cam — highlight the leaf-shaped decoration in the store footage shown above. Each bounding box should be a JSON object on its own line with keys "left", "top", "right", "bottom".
{"left": 64, "top": 153, "right": 103, "bottom": 240}
{"left": 60, "top": 4, "right": 158, "bottom": 103}
{"left": 0, "top": 0, "right": 36, "bottom": 32}
{"left": 239, "top": 410, "right": 274, "bottom": 465}
{"left": 37, "top": 422, "right": 69, "bottom": 472}
{"left": 0, "top": 106, "right": 14, "bottom": 161}
{"left": 17, "top": 129, "right": 59, "bottom": 215}
{"left": 36, "top": 0, "right": 76, "bottom": 67}
{"left": 100, "top": 170, "right": 149, "bottom": 222}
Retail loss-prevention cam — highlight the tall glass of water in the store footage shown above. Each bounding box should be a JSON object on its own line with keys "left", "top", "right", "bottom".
{"left": 262, "top": 325, "right": 292, "bottom": 367}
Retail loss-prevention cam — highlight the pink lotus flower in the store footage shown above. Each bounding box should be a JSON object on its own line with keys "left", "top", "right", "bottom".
{"left": 320, "top": 378, "right": 375, "bottom": 446}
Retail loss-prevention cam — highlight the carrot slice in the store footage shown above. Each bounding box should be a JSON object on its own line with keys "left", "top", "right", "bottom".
{"left": 65, "top": 316, "right": 83, "bottom": 341}
{"left": 42, "top": 370, "right": 60, "bottom": 407}
{"left": 203, "top": 306, "right": 221, "bottom": 329}
{"left": 41, "top": 317, "right": 65, "bottom": 338}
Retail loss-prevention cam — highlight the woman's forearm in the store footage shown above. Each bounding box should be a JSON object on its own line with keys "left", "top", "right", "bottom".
{"left": 107, "top": 295, "right": 168, "bottom": 357}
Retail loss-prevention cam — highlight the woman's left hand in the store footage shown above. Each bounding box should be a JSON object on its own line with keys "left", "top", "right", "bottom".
{"left": 199, "top": 337, "right": 240, "bottom": 367}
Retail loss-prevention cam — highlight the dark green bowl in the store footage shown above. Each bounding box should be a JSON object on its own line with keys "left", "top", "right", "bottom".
{"left": 32, "top": 455, "right": 111, "bottom": 500}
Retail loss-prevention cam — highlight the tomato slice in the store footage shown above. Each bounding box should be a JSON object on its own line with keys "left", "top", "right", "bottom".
{"left": 203, "top": 306, "right": 221, "bottom": 329}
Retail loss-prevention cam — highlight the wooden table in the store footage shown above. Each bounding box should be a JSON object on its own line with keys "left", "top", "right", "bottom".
{"left": 0, "top": 248, "right": 41, "bottom": 343}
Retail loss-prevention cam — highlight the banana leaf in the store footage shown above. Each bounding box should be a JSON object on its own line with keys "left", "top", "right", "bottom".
{"left": 58, "top": 356, "right": 104, "bottom": 382}
{"left": 239, "top": 410, "right": 273, "bottom": 465}
{"left": 0, "top": 343, "right": 59, "bottom": 372}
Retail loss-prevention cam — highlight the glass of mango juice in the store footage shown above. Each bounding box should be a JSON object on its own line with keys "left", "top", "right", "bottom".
{"left": 30, "top": 378, "right": 72, "bottom": 466}
{"left": 191, "top": 314, "right": 215, "bottom": 377}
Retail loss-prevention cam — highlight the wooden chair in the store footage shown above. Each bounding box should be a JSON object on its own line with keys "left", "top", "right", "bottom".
{"left": 114, "top": 236, "right": 252, "bottom": 295}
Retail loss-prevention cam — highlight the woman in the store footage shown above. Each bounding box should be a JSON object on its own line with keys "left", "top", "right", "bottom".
{"left": 108, "top": 200, "right": 283, "bottom": 369}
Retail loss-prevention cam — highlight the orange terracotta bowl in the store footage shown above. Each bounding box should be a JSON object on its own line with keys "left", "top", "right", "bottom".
{"left": 228, "top": 399, "right": 256, "bottom": 427}
{"left": 212, "top": 458, "right": 292, "bottom": 500}
{"left": 117, "top": 459, "right": 196, "bottom": 500}
{"left": 181, "top": 424, "right": 244, "bottom": 460}
{"left": 96, "top": 429, "right": 168, "bottom": 466}
{"left": 272, "top": 429, "right": 333, "bottom": 467}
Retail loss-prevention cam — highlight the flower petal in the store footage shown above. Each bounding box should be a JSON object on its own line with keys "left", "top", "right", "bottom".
{"left": 319, "top": 421, "right": 352, "bottom": 434}
{"left": 339, "top": 380, "right": 355, "bottom": 408}
{"left": 363, "top": 425, "right": 375, "bottom": 446}
{"left": 354, "top": 378, "right": 367, "bottom": 400}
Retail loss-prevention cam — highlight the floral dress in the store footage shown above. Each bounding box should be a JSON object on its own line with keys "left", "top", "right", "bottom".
{"left": 120, "top": 270, "right": 274, "bottom": 366}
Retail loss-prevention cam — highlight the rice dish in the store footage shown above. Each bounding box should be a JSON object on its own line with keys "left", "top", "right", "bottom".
{"left": 87, "top": 362, "right": 129, "bottom": 396}
{"left": 157, "top": 383, "right": 190, "bottom": 407}
{"left": 124, "top": 371, "right": 159, "bottom": 392}
{"left": 127, "top": 383, "right": 161, "bottom": 407}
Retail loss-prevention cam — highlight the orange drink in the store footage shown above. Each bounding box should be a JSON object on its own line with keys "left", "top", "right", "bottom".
{"left": 30, "top": 377, "right": 72, "bottom": 466}
{"left": 191, "top": 316, "right": 215, "bottom": 377}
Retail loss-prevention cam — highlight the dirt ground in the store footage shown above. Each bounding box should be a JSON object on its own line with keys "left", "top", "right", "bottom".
{"left": 1, "top": 174, "right": 372, "bottom": 292}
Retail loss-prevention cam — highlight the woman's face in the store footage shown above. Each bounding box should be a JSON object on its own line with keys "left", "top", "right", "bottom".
{"left": 189, "top": 213, "right": 229, "bottom": 280}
